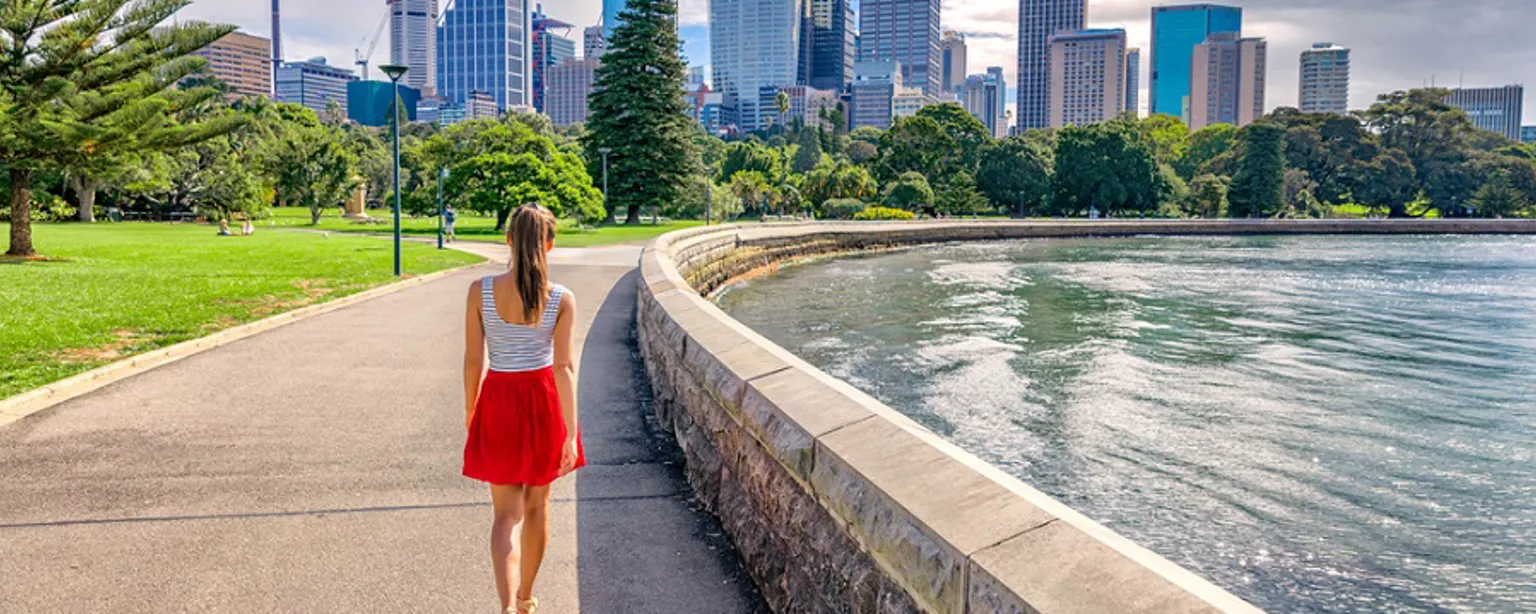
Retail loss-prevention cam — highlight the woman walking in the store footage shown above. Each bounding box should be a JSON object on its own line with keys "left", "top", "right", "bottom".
{"left": 463, "top": 204, "right": 585, "bottom": 613}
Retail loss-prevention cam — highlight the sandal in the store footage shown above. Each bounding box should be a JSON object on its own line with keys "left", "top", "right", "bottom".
{"left": 516, "top": 597, "right": 539, "bottom": 613}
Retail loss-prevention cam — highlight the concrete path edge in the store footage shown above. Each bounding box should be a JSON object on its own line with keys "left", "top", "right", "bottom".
{"left": 0, "top": 260, "right": 486, "bottom": 430}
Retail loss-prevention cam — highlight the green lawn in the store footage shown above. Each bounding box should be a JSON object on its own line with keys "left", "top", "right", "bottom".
{"left": 0, "top": 222, "right": 482, "bottom": 399}
{"left": 262, "top": 207, "right": 704, "bottom": 247}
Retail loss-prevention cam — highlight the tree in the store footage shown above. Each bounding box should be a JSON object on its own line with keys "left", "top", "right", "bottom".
{"left": 775, "top": 90, "right": 791, "bottom": 136}
{"left": 719, "top": 141, "right": 781, "bottom": 182}
{"left": 976, "top": 135, "right": 1053, "bottom": 215}
{"left": 1140, "top": 114, "right": 1190, "bottom": 165}
{"left": 1188, "top": 174, "right": 1229, "bottom": 218}
{"left": 1050, "top": 120, "right": 1162, "bottom": 216}
{"left": 915, "top": 103, "right": 991, "bottom": 173}
{"left": 1359, "top": 89, "right": 1484, "bottom": 214}
{"left": 0, "top": 0, "right": 239, "bottom": 255}
{"left": 1283, "top": 169, "right": 1319, "bottom": 215}
{"left": 874, "top": 116, "right": 951, "bottom": 182}
{"left": 1353, "top": 149, "right": 1418, "bottom": 217}
{"left": 1227, "top": 122, "right": 1287, "bottom": 217}
{"left": 937, "top": 172, "right": 989, "bottom": 215}
{"left": 582, "top": 0, "right": 699, "bottom": 224}
{"left": 880, "top": 172, "right": 934, "bottom": 210}
{"left": 1467, "top": 170, "right": 1531, "bottom": 217}
{"left": 1175, "top": 124, "right": 1237, "bottom": 180}
{"left": 729, "top": 171, "right": 771, "bottom": 216}
{"left": 802, "top": 160, "right": 877, "bottom": 206}
{"left": 791, "top": 128, "right": 823, "bottom": 174}
{"left": 448, "top": 150, "right": 604, "bottom": 224}
{"left": 264, "top": 122, "right": 359, "bottom": 224}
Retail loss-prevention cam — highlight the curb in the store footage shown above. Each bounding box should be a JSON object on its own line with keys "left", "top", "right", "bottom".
{"left": 0, "top": 261, "right": 489, "bottom": 430}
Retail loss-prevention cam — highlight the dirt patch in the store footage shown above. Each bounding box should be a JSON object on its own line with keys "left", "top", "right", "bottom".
{"left": 217, "top": 278, "right": 339, "bottom": 318}
{"left": 54, "top": 329, "right": 164, "bottom": 364}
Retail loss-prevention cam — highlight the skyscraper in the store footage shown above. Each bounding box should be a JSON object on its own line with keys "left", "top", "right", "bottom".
{"left": 584, "top": 25, "right": 606, "bottom": 58}
{"left": 437, "top": 0, "right": 531, "bottom": 110}
{"left": 547, "top": 57, "right": 600, "bottom": 126}
{"left": 1125, "top": 47, "right": 1141, "bottom": 115}
{"left": 860, "top": 0, "right": 942, "bottom": 96}
{"left": 603, "top": 0, "right": 628, "bottom": 39}
{"left": 1188, "top": 33, "right": 1266, "bottom": 129}
{"left": 192, "top": 31, "right": 273, "bottom": 99}
{"left": 1048, "top": 29, "right": 1126, "bottom": 127}
{"left": 1150, "top": 4, "right": 1241, "bottom": 120}
{"left": 963, "top": 67, "right": 1008, "bottom": 138}
{"left": 389, "top": 0, "right": 438, "bottom": 95}
{"left": 850, "top": 60, "right": 902, "bottom": 130}
{"left": 711, "top": 0, "right": 805, "bottom": 132}
{"left": 1445, "top": 85, "right": 1524, "bottom": 140}
{"left": 1299, "top": 42, "right": 1350, "bottom": 114}
{"left": 808, "top": 0, "right": 856, "bottom": 92}
{"left": 531, "top": 7, "right": 575, "bottom": 113}
{"left": 942, "top": 31, "right": 967, "bottom": 94}
{"left": 274, "top": 58, "right": 357, "bottom": 115}
{"left": 1017, "top": 0, "right": 1087, "bottom": 130}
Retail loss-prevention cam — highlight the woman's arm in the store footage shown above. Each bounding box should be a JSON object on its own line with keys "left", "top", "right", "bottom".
{"left": 552, "top": 290, "right": 579, "bottom": 473}
{"left": 464, "top": 279, "right": 486, "bottom": 430}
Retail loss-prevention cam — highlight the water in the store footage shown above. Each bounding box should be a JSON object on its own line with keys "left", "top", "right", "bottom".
{"left": 715, "top": 235, "right": 1536, "bottom": 613}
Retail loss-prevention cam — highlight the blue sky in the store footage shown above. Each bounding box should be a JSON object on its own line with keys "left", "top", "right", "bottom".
{"left": 180, "top": 0, "right": 1536, "bottom": 119}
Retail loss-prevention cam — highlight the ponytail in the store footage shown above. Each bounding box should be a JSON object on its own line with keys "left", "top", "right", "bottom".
{"left": 508, "top": 203, "right": 557, "bottom": 322}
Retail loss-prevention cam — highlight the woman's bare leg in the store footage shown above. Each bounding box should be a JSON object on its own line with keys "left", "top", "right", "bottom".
{"left": 515, "top": 484, "right": 553, "bottom": 606}
{"left": 490, "top": 484, "right": 527, "bottom": 611}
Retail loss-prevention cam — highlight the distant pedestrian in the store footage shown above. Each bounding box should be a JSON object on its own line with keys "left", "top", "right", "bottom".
{"left": 444, "top": 206, "right": 457, "bottom": 242}
{"left": 241, "top": 218, "right": 254, "bottom": 236}
{"left": 462, "top": 203, "right": 584, "bottom": 614}
{"left": 217, "top": 219, "right": 231, "bottom": 236}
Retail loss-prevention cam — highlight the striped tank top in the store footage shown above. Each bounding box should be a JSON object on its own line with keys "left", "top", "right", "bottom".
{"left": 481, "top": 276, "right": 565, "bottom": 373}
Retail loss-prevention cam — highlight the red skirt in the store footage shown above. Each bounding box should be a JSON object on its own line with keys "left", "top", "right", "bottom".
{"left": 463, "top": 368, "right": 586, "bottom": 486}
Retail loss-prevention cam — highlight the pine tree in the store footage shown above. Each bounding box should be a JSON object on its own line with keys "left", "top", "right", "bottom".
{"left": 1228, "top": 122, "right": 1287, "bottom": 218}
{"left": 0, "top": 0, "right": 238, "bottom": 256}
{"left": 582, "top": 0, "right": 700, "bottom": 225}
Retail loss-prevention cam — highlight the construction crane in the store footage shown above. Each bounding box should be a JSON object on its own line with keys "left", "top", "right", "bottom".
{"left": 354, "top": 4, "right": 390, "bottom": 80}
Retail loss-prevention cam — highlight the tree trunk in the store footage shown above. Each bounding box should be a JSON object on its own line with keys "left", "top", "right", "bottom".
{"left": 310, "top": 205, "right": 322, "bottom": 225}
{"left": 8, "top": 168, "right": 35, "bottom": 257}
{"left": 625, "top": 204, "right": 641, "bottom": 225}
{"left": 495, "top": 207, "right": 511, "bottom": 232}
{"left": 76, "top": 175, "right": 98, "bottom": 223}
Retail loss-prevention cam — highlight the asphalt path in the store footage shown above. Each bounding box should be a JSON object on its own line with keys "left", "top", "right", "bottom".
{"left": 0, "top": 247, "right": 764, "bottom": 613}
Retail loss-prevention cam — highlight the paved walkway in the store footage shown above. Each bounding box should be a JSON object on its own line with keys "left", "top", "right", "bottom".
{"left": 0, "top": 246, "right": 765, "bottom": 612}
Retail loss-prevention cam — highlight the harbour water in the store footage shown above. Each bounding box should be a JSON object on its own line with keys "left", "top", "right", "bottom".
{"left": 716, "top": 235, "right": 1536, "bottom": 613}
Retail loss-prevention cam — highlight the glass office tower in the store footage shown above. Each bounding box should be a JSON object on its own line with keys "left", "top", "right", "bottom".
{"left": 1149, "top": 4, "right": 1241, "bottom": 120}
{"left": 437, "top": 0, "right": 530, "bottom": 110}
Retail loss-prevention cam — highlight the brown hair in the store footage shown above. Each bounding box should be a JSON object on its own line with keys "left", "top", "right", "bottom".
{"left": 507, "top": 203, "right": 557, "bottom": 322}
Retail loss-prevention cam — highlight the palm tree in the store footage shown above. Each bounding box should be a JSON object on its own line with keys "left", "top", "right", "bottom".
{"left": 775, "top": 90, "right": 791, "bottom": 137}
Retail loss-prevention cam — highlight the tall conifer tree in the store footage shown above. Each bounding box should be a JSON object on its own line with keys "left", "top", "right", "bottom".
{"left": 582, "top": 0, "right": 699, "bottom": 224}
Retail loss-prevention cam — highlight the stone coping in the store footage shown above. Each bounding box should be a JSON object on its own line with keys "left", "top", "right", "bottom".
{"left": 635, "top": 219, "right": 1536, "bottom": 613}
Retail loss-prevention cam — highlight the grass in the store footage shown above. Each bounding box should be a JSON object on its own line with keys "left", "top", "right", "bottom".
{"left": 262, "top": 206, "right": 704, "bottom": 248}
{"left": 0, "top": 222, "right": 483, "bottom": 399}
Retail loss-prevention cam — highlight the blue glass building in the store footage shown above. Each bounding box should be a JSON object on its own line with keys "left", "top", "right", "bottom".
{"left": 603, "top": 0, "right": 627, "bottom": 39}
{"left": 347, "top": 81, "right": 421, "bottom": 127}
{"left": 436, "top": 0, "right": 530, "bottom": 111}
{"left": 1149, "top": 4, "right": 1241, "bottom": 120}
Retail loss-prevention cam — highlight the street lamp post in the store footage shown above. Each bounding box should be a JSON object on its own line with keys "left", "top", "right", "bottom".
{"left": 380, "top": 64, "right": 410, "bottom": 276}
{"left": 437, "top": 167, "right": 450, "bottom": 249}
{"left": 597, "top": 147, "right": 612, "bottom": 223}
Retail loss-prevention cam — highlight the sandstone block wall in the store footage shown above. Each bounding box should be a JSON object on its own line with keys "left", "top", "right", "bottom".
{"left": 635, "top": 219, "right": 1536, "bottom": 613}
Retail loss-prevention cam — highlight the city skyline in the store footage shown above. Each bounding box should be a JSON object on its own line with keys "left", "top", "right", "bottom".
{"left": 182, "top": 0, "right": 1536, "bottom": 120}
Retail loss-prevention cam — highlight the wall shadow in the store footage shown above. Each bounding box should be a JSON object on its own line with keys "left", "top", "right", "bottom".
{"left": 573, "top": 268, "right": 766, "bottom": 612}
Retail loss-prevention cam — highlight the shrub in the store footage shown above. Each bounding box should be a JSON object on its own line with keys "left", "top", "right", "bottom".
{"left": 853, "top": 206, "right": 915, "bottom": 221}
{"left": 819, "top": 198, "right": 865, "bottom": 219}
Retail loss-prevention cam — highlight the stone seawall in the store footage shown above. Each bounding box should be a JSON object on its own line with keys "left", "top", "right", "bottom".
{"left": 634, "top": 219, "right": 1536, "bottom": 614}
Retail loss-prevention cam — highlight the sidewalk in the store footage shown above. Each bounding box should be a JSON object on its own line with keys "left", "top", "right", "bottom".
{"left": 0, "top": 249, "right": 765, "bottom": 612}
